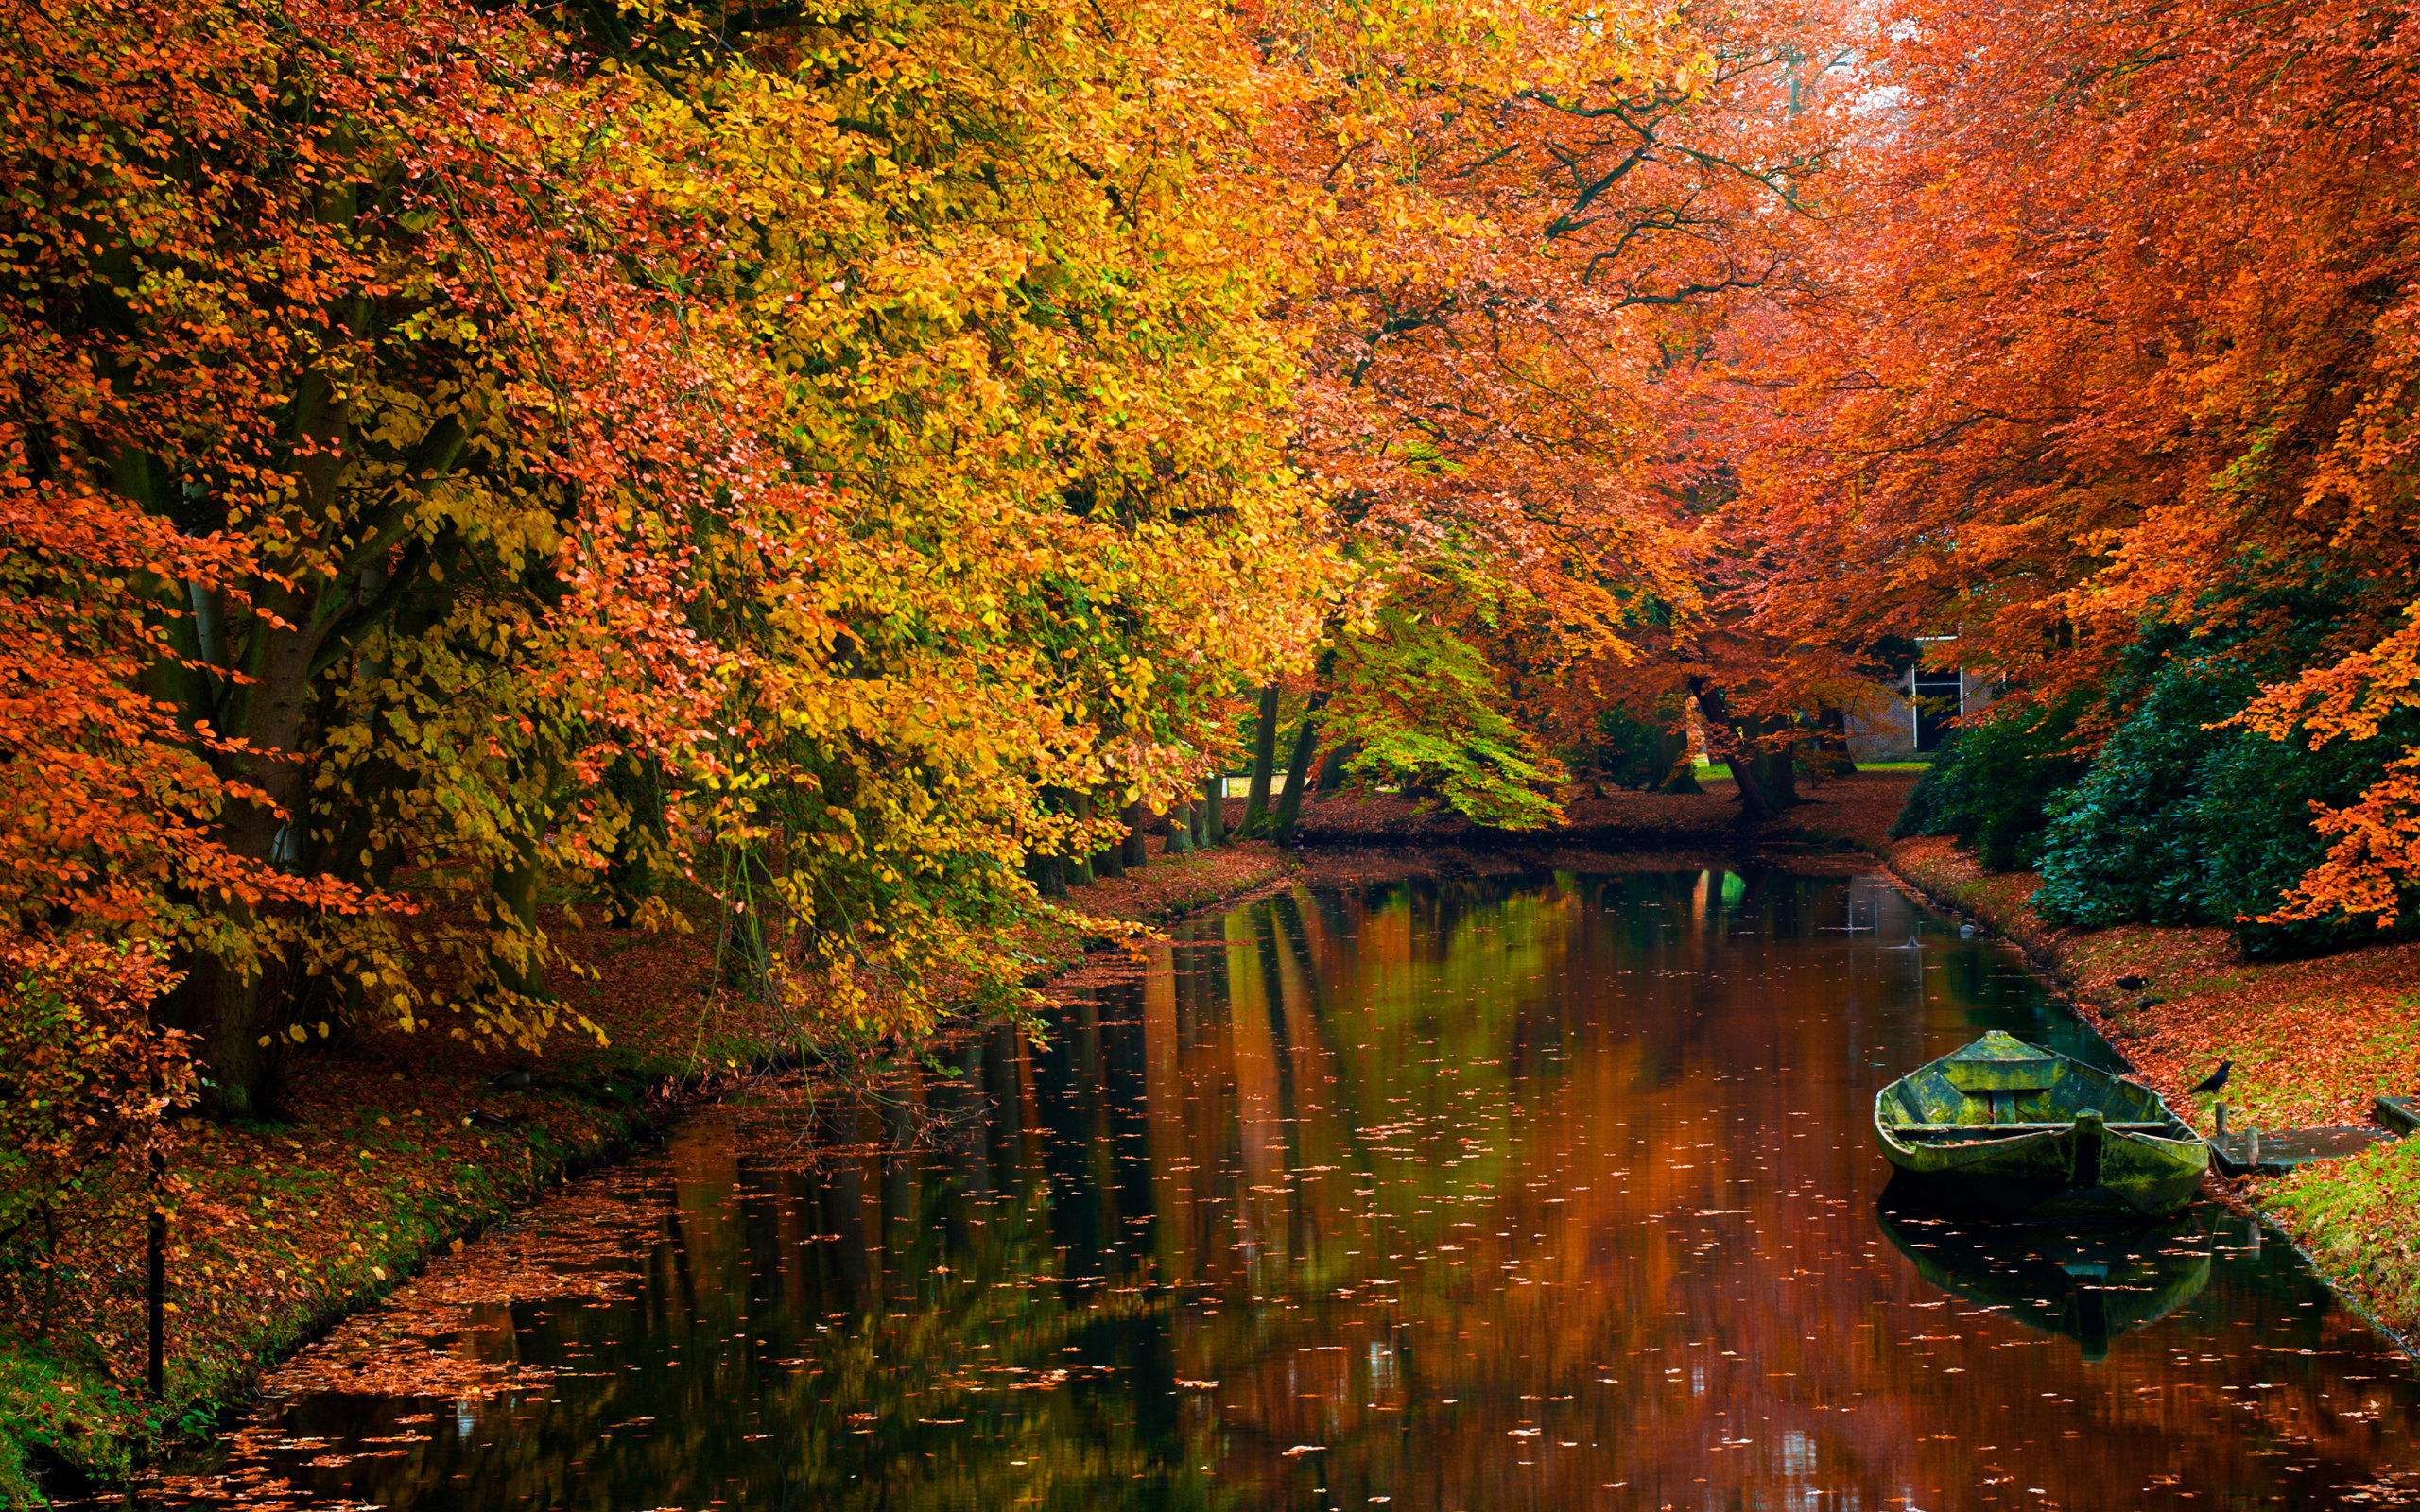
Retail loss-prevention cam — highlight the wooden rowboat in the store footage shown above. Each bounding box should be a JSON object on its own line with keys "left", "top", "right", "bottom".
{"left": 1875, "top": 1031, "right": 2207, "bottom": 1218}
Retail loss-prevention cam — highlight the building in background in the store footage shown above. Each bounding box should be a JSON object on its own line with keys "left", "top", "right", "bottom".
{"left": 1844, "top": 651, "right": 1992, "bottom": 764}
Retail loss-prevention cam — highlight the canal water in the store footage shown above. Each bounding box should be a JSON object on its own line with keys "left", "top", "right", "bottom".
{"left": 151, "top": 871, "right": 2420, "bottom": 1510}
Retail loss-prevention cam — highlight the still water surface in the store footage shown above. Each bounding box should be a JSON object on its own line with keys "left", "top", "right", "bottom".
{"left": 163, "top": 871, "right": 2420, "bottom": 1509}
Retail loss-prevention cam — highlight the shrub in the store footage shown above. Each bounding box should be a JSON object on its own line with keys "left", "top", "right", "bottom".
{"left": 1582, "top": 707, "right": 1666, "bottom": 789}
{"left": 2031, "top": 656, "right": 2248, "bottom": 928}
{"left": 1578, "top": 703, "right": 1693, "bottom": 790}
{"left": 2030, "top": 649, "right": 2420, "bottom": 956}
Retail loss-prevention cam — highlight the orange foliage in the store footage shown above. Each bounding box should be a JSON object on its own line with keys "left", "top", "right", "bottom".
{"left": 1714, "top": 0, "right": 2420, "bottom": 894}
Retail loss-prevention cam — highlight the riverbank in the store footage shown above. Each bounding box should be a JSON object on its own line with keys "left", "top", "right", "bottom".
{"left": 1885, "top": 835, "right": 2420, "bottom": 1349}
{"left": 0, "top": 844, "right": 1298, "bottom": 1504}
{"left": 1274, "top": 767, "right": 1916, "bottom": 868}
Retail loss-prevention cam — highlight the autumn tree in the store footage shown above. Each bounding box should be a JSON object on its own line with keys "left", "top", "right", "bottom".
{"left": 1717, "top": 0, "right": 2420, "bottom": 909}
{"left": 1229, "top": 0, "right": 1837, "bottom": 825}
{"left": 3, "top": 0, "right": 1340, "bottom": 1116}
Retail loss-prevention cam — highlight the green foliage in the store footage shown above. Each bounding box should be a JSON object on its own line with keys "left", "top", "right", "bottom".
{"left": 2029, "top": 635, "right": 2419, "bottom": 957}
{"left": 1326, "top": 610, "right": 1564, "bottom": 829}
{"left": 1581, "top": 706, "right": 1670, "bottom": 789}
{"left": 0, "top": 940, "right": 188, "bottom": 1244}
{"left": 1888, "top": 696, "right": 2088, "bottom": 870}
{"left": 0, "top": 1347, "right": 140, "bottom": 1503}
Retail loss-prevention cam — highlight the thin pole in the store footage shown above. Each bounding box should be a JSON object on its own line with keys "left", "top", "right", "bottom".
{"left": 147, "top": 1146, "right": 165, "bottom": 1400}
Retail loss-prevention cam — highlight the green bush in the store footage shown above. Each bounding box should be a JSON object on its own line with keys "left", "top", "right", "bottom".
{"left": 2030, "top": 642, "right": 2418, "bottom": 958}
{"left": 2031, "top": 655, "right": 2250, "bottom": 929}
{"left": 2195, "top": 728, "right": 2409, "bottom": 957}
{"left": 1581, "top": 706, "right": 1678, "bottom": 790}
{"left": 1888, "top": 696, "right": 2087, "bottom": 870}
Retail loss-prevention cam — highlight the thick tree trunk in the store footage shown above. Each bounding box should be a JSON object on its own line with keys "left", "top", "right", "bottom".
{"left": 1240, "top": 684, "right": 1282, "bottom": 838}
{"left": 1740, "top": 715, "right": 1803, "bottom": 807}
{"left": 1201, "top": 774, "right": 1225, "bottom": 847}
{"left": 1120, "top": 799, "right": 1150, "bottom": 868}
{"left": 1027, "top": 785, "right": 1073, "bottom": 898}
{"left": 171, "top": 947, "right": 273, "bottom": 1122}
{"left": 1165, "top": 799, "right": 1194, "bottom": 855}
{"left": 1091, "top": 788, "right": 1124, "bottom": 879}
{"left": 1315, "top": 740, "right": 1357, "bottom": 792}
{"left": 491, "top": 839, "right": 547, "bottom": 1001}
{"left": 1761, "top": 740, "right": 1801, "bottom": 806}
{"left": 1270, "top": 692, "right": 1330, "bottom": 846}
{"left": 604, "top": 756, "right": 664, "bottom": 925}
{"left": 1654, "top": 725, "right": 1701, "bottom": 794}
{"left": 1070, "top": 793, "right": 1096, "bottom": 886}
{"left": 1809, "top": 703, "right": 1857, "bottom": 779}
{"left": 143, "top": 394, "right": 468, "bottom": 1120}
{"left": 164, "top": 584, "right": 320, "bottom": 1119}
{"left": 1689, "top": 679, "right": 1774, "bottom": 820}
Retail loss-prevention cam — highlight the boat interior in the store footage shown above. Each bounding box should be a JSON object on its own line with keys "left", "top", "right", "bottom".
{"left": 1881, "top": 1033, "right": 2183, "bottom": 1140}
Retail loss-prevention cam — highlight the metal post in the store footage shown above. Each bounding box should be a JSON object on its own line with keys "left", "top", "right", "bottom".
{"left": 146, "top": 1186, "right": 165, "bottom": 1399}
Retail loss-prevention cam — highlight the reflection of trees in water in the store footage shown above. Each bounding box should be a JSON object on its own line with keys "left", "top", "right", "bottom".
{"left": 246, "top": 875, "right": 2418, "bottom": 1512}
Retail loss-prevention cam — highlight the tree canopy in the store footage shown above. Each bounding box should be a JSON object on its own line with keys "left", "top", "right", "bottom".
{"left": 13, "top": 0, "right": 2420, "bottom": 1125}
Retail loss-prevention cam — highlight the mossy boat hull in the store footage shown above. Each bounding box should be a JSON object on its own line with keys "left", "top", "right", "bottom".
{"left": 1875, "top": 1031, "right": 2207, "bottom": 1219}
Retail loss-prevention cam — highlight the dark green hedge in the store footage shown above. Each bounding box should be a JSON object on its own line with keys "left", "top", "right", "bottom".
{"left": 1896, "top": 598, "right": 2415, "bottom": 958}
{"left": 2029, "top": 653, "right": 2411, "bottom": 957}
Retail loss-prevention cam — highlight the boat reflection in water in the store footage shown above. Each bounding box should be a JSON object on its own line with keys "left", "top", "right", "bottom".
{"left": 1876, "top": 1198, "right": 2213, "bottom": 1361}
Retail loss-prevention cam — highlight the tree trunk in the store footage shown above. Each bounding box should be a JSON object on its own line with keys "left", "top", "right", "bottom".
{"left": 1809, "top": 703, "right": 1857, "bottom": 779}
{"left": 1741, "top": 715, "right": 1802, "bottom": 808}
{"left": 1165, "top": 799, "right": 1194, "bottom": 855}
{"left": 1763, "top": 739, "right": 1801, "bottom": 806}
{"left": 490, "top": 838, "right": 547, "bottom": 1001}
{"left": 1025, "top": 788, "right": 1071, "bottom": 899}
{"left": 1688, "top": 679, "right": 1774, "bottom": 820}
{"left": 146, "top": 1171, "right": 165, "bottom": 1400}
{"left": 139, "top": 396, "right": 468, "bottom": 1120}
{"left": 1091, "top": 788, "right": 1124, "bottom": 879}
{"left": 1270, "top": 695, "right": 1330, "bottom": 847}
{"left": 1654, "top": 725, "right": 1701, "bottom": 793}
{"left": 1316, "top": 740, "right": 1357, "bottom": 792}
{"left": 1201, "top": 774, "right": 1225, "bottom": 847}
{"left": 604, "top": 755, "right": 664, "bottom": 925}
{"left": 1070, "top": 793, "right": 1096, "bottom": 886}
{"left": 1121, "top": 799, "right": 1150, "bottom": 868}
{"left": 170, "top": 946, "right": 273, "bottom": 1121}
{"left": 1240, "top": 684, "right": 1282, "bottom": 838}
{"left": 159, "top": 584, "right": 320, "bottom": 1119}
{"left": 1026, "top": 849, "right": 1069, "bottom": 899}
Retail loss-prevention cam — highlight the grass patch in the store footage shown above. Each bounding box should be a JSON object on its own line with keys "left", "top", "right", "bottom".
{"left": 2267, "top": 1139, "right": 2420, "bottom": 1340}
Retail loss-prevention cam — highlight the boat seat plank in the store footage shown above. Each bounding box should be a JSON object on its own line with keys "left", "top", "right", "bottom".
{"left": 1891, "top": 1121, "right": 2176, "bottom": 1133}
